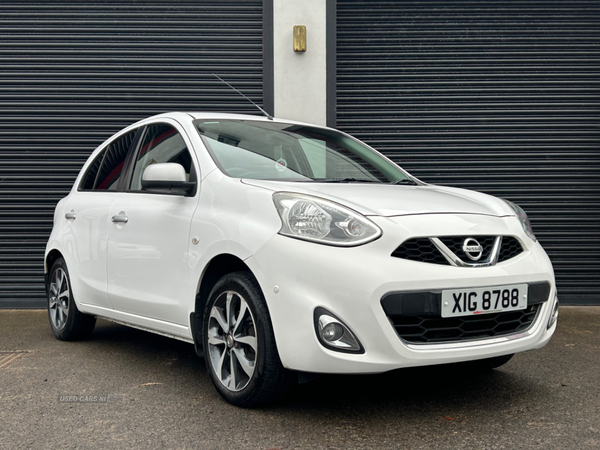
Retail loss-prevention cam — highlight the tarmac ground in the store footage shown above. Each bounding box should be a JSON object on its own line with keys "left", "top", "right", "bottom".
{"left": 0, "top": 307, "right": 599, "bottom": 449}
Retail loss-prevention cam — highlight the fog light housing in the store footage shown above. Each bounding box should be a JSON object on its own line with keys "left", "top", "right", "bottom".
{"left": 314, "top": 307, "right": 364, "bottom": 354}
{"left": 547, "top": 293, "right": 559, "bottom": 329}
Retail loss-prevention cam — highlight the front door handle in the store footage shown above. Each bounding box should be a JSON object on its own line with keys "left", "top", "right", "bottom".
{"left": 65, "top": 210, "right": 76, "bottom": 220}
{"left": 111, "top": 213, "right": 129, "bottom": 224}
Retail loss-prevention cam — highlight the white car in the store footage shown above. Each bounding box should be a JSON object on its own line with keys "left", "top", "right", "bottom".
{"left": 45, "top": 112, "right": 559, "bottom": 407}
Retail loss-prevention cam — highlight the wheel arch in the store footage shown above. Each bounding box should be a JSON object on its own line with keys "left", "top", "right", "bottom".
{"left": 195, "top": 253, "right": 255, "bottom": 312}
{"left": 44, "top": 249, "right": 64, "bottom": 295}
{"left": 45, "top": 249, "right": 64, "bottom": 273}
{"left": 190, "top": 253, "right": 257, "bottom": 356}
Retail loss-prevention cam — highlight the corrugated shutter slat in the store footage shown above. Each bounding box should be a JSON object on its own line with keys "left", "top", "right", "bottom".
{"left": 337, "top": 0, "right": 600, "bottom": 304}
{"left": 0, "top": 0, "right": 263, "bottom": 308}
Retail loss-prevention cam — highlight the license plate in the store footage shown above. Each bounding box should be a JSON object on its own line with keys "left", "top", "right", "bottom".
{"left": 441, "top": 284, "right": 528, "bottom": 318}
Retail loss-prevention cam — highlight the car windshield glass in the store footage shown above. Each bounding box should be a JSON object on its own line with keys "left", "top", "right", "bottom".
{"left": 194, "top": 120, "right": 414, "bottom": 183}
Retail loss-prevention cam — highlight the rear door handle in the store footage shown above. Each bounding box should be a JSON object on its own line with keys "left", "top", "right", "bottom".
{"left": 111, "top": 213, "right": 129, "bottom": 224}
{"left": 65, "top": 210, "right": 76, "bottom": 220}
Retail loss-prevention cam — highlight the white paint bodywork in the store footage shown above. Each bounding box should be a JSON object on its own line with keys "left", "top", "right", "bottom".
{"left": 45, "top": 112, "right": 557, "bottom": 374}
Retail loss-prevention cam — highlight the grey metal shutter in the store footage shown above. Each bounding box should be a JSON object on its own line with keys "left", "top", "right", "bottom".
{"left": 337, "top": 0, "right": 600, "bottom": 305}
{"left": 0, "top": 0, "right": 264, "bottom": 308}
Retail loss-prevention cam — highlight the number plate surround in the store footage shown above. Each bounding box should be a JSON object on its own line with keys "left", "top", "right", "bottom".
{"left": 441, "top": 284, "right": 528, "bottom": 318}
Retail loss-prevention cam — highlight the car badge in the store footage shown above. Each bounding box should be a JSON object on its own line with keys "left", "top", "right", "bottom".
{"left": 462, "top": 238, "right": 483, "bottom": 261}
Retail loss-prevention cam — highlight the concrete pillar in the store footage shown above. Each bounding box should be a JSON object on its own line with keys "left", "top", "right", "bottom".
{"left": 272, "top": 0, "right": 327, "bottom": 126}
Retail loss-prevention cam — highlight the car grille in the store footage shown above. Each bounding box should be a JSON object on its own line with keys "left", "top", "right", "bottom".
{"left": 381, "top": 282, "right": 549, "bottom": 344}
{"left": 498, "top": 236, "right": 524, "bottom": 261}
{"left": 391, "top": 238, "right": 448, "bottom": 265}
{"left": 391, "top": 235, "right": 523, "bottom": 266}
{"left": 387, "top": 304, "right": 540, "bottom": 343}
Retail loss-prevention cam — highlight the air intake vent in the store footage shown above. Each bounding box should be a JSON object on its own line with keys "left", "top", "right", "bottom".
{"left": 387, "top": 304, "right": 540, "bottom": 343}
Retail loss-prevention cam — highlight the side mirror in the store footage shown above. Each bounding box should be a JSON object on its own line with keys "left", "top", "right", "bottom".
{"left": 141, "top": 163, "right": 196, "bottom": 196}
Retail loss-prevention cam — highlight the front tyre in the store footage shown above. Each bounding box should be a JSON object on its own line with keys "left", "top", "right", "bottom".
{"left": 203, "top": 272, "right": 293, "bottom": 407}
{"left": 47, "top": 257, "right": 96, "bottom": 341}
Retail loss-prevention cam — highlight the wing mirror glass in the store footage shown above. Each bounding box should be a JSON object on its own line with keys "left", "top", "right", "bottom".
{"left": 141, "top": 163, "right": 196, "bottom": 196}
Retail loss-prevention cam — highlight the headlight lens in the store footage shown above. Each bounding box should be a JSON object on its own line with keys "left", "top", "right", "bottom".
{"left": 273, "top": 192, "right": 382, "bottom": 246}
{"left": 504, "top": 199, "right": 536, "bottom": 242}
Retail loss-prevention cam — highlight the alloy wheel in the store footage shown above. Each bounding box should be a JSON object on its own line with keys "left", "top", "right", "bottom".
{"left": 207, "top": 290, "right": 257, "bottom": 392}
{"left": 49, "top": 268, "right": 70, "bottom": 331}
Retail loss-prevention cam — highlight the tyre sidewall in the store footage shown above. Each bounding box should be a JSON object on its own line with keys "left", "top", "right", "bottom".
{"left": 202, "top": 273, "right": 271, "bottom": 407}
{"left": 47, "top": 258, "right": 93, "bottom": 340}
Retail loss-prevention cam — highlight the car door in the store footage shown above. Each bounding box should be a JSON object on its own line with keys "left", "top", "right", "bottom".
{"left": 106, "top": 122, "right": 200, "bottom": 326}
{"left": 61, "top": 128, "right": 139, "bottom": 309}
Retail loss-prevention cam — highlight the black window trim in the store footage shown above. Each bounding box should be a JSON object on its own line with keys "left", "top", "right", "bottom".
{"left": 90, "top": 147, "right": 109, "bottom": 191}
{"left": 118, "top": 125, "right": 146, "bottom": 192}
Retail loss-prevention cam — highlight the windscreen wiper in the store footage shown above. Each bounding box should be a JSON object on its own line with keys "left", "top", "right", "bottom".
{"left": 390, "top": 178, "right": 418, "bottom": 185}
{"left": 314, "top": 178, "right": 383, "bottom": 183}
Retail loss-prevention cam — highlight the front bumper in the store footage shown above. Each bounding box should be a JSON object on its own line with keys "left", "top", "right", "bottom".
{"left": 246, "top": 214, "right": 557, "bottom": 374}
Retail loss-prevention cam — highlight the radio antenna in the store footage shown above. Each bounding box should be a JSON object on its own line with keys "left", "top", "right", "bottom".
{"left": 213, "top": 74, "right": 273, "bottom": 120}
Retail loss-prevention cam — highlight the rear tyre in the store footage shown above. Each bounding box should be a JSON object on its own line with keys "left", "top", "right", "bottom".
{"left": 203, "top": 271, "right": 294, "bottom": 407}
{"left": 47, "top": 258, "right": 96, "bottom": 341}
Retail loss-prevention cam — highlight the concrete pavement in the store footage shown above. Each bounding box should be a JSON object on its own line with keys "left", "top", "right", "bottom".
{"left": 0, "top": 307, "right": 599, "bottom": 449}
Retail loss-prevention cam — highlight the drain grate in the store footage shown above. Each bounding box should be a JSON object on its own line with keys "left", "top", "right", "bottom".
{"left": 0, "top": 351, "right": 31, "bottom": 369}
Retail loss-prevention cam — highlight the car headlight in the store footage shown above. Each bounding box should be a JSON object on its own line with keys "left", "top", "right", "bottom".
{"left": 273, "top": 192, "right": 382, "bottom": 246}
{"left": 503, "top": 199, "right": 536, "bottom": 242}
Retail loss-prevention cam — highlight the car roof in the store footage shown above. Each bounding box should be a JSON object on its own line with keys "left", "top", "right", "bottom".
{"left": 139, "top": 112, "right": 329, "bottom": 130}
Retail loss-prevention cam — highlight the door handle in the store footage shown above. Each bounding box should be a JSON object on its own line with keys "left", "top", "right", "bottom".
{"left": 65, "top": 210, "right": 76, "bottom": 220}
{"left": 111, "top": 213, "right": 129, "bottom": 224}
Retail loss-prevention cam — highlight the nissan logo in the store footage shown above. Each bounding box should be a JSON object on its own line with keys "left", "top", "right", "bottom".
{"left": 462, "top": 238, "right": 483, "bottom": 261}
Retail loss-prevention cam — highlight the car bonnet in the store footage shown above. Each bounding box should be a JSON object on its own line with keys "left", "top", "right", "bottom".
{"left": 241, "top": 179, "right": 514, "bottom": 218}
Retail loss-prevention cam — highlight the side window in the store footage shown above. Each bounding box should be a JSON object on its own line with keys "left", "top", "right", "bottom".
{"left": 80, "top": 149, "right": 104, "bottom": 190}
{"left": 80, "top": 129, "right": 137, "bottom": 191}
{"left": 129, "top": 123, "right": 196, "bottom": 191}
{"left": 95, "top": 130, "right": 136, "bottom": 190}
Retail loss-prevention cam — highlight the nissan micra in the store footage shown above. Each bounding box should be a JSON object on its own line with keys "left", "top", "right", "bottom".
{"left": 45, "top": 112, "right": 558, "bottom": 407}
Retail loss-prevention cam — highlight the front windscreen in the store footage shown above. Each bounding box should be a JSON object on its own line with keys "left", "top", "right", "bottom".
{"left": 194, "top": 120, "right": 415, "bottom": 184}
